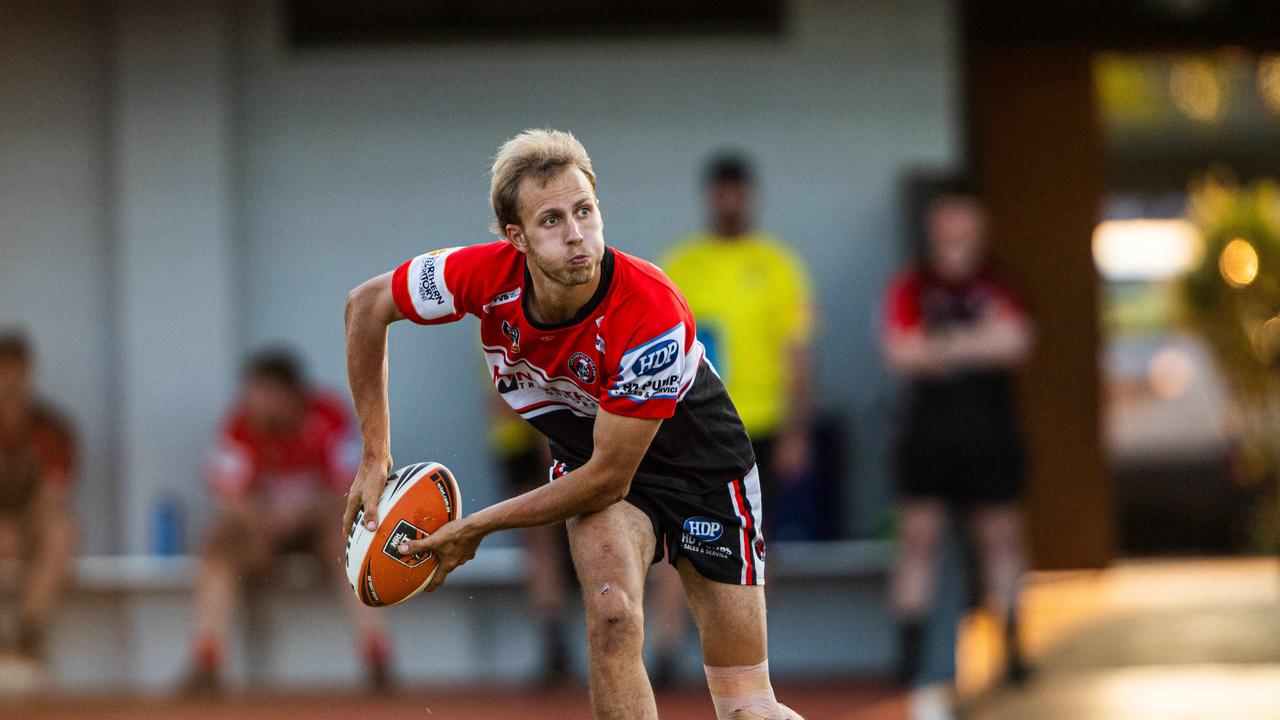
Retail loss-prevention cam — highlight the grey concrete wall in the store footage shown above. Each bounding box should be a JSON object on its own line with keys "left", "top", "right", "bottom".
{"left": 0, "top": 2, "right": 117, "bottom": 550}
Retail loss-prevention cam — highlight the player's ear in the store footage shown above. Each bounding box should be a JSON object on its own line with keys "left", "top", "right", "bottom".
{"left": 505, "top": 224, "right": 528, "bottom": 253}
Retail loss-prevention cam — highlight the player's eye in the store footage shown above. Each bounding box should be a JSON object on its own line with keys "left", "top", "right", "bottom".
{"left": 576, "top": 206, "right": 592, "bottom": 217}
{"left": 543, "top": 215, "right": 558, "bottom": 226}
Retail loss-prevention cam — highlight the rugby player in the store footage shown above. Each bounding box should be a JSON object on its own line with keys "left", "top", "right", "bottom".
{"left": 344, "top": 129, "right": 803, "bottom": 720}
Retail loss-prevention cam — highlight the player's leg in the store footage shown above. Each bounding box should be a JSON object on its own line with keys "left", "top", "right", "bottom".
{"left": 890, "top": 498, "right": 946, "bottom": 685}
{"left": 526, "top": 520, "right": 574, "bottom": 682}
{"left": 309, "top": 501, "right": 394, "bottom": 687}
{"left": 185, "top": 508, "right": 264, "bottom": 688}
{"left": 567, "top": 499, "right": 658, "bottom": 720}
{"left": 967, "top": 501, "right": 1029, "bottom": 683}
{"left": 16, "top": 485, "right": 75, "bottom": 660}
{"left": 676, "top": 561, "right": 801, "bottom": 720}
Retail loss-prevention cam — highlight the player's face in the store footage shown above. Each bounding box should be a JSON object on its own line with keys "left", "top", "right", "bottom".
{"left": 243, "top": 377, "right": 303, "bottom": 431}
{"left": 927, "top": 196, "right": 987, "bottom": 277}
{"left": 0, "top": 357, "right": 31, "bottom": 408}
{"left": 510, "top": 168, "right": 605, "bottom": 288}
{"left": 709, "top": 180, "right": 752, "bottom": 234}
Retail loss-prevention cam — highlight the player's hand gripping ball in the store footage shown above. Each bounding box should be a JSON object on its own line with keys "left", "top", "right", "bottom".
{"left": 344, "top": 461, "right": 461, "bottom": 607}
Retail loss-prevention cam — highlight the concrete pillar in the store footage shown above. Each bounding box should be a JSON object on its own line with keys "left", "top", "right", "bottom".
{"left": 109, "top": 0, "right": 238, "bottom": 558}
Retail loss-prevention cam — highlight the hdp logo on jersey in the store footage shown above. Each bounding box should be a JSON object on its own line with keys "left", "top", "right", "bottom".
{"left": 683, "top": 517, "right": 724, "bottom": 543}
{"left": 568, "top": 352, "right": 597, "bottom": 385}
{"left": 502, "top": 320, "right": 521, "bottom": 352}
{"left": 632, "top": 339, "right": 680, "bottom": 377}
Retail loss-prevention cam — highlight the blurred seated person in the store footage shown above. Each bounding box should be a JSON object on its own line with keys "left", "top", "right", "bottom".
{"left": 662, "top": 152, "right": 817, "bottom": 525}
{"left": 184, "top": 350, "right": 392, "bottom": 691}
{"left": 882, "top": 179, "right": 1033, "bottom": 715}
{"left": 0, "top": 331, "right": 76, "bottom": 667}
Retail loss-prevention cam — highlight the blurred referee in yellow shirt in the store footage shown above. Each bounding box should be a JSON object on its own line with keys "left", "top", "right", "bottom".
{"left": 662, "top": 152, "right": 817, "bottom": 520}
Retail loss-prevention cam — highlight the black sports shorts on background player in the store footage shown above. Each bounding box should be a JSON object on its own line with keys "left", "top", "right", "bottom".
{"left": 551, "top": 462, "right": 767, "bottom": 586}
{"left": 895, "top": 437, "right": 1026, "bottom": 506}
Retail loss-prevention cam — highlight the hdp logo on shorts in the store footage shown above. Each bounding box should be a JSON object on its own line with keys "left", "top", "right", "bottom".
{"left": 683, "top": 517, "right": 724, "bottom": 543}
{"left": 632, "top": 339, "right": 680, "bottom": 376}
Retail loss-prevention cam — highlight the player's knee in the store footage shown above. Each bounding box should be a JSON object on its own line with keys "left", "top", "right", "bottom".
{"left": 585, "top": 584, "right": 644, "bottom": 657}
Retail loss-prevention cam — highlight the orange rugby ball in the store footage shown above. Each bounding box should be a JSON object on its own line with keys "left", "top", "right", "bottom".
{"left": 344, "top": 461, "right": 461, "bottom": 607}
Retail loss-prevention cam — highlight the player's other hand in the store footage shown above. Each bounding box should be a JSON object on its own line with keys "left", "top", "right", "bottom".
{"left": 343, "top": 455, "right": 392, "bottom": 535}
{"left": 400, "top": 516, "right": 483, "bottom": 592}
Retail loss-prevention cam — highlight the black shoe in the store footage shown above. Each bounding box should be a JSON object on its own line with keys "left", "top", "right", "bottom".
{"left": 1004, "top": 653, "right": 1033, "bottom": 687}
{"left": 366, "top": 657, "right": 394, "bottom": 691}
{"left": 650, "top": 652, "right": 679, "bottom": 691}
{"left": 179, "top": 666, "right": 223, "bottom": 697}
{"left": 896, "top": 620, "right": 925, "bottom": 688}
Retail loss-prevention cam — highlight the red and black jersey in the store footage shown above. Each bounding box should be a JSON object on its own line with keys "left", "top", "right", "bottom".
{"left": 392, "top": 241, "right": 755, "bottom": 494}
{"left": 208, "top": 391, "right": 354, "bottom": 501}
{"left": 884, "top": 262, "right": 1028, "bottom": 447}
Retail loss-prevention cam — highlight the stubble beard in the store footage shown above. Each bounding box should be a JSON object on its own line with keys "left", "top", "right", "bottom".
{"left": 530, "top": 248, "right": 596, "bottom": 288}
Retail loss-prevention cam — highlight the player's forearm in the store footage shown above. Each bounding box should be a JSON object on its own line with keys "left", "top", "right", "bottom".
{"left": 884, "top": 333, "right": 948, "bottom": 377}
{"left": 345, "top": 281, "right": 396, "bottom": 463}
{"left": 944, "top": 319, "right": 1033, "bottom": 369}
{"left": 470, "top": 461, "right": 629, "bottom": 533}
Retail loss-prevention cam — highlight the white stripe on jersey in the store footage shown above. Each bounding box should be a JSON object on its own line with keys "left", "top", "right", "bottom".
{"left": 484, "top": 344, "right": 599, "bottom": 419}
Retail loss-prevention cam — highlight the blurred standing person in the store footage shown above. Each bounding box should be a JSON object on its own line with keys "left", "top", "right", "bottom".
{"left": 183, "top": 350, "right": 392, "bottom": 692}
{"left": 882, "top": 180, "right": 1033, "bottom": 718}
{"left": 489, "top": 393, "right": 576, "bottom": 686}
{"left": 662, "top": 153, "right": 817, "bottom": 515}
{"left": 658, "top": 153, "right": 815, "bottom": 682}
{"left": 0, "top": 332, "right": 76, "bottom": 672}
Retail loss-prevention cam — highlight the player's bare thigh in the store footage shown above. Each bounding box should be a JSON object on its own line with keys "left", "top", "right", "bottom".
{"left": 567, "top": 500, "right": 655, "bottom": 611}
{"left": 675, "top": 557, "right": 768, "bottom": 667}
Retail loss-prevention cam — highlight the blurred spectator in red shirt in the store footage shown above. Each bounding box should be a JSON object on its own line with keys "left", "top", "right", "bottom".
{"left": 184, "top": 350, "right": 391, "bottom": 692}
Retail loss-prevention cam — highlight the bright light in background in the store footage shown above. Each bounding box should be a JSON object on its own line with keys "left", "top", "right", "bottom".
{"left": 1092, "top": 219, "right": 1204, "bottom": 281}
{"left": 1170, "top": 57, "right": 1224, "bottom": 122}
{"left": 1219, "top": 238, "right": 1259, "bottom": 288}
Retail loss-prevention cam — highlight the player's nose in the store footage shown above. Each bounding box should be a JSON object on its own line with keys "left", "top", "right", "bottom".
{"left": 565, "top": 216, "right": 585, "bottom": 244}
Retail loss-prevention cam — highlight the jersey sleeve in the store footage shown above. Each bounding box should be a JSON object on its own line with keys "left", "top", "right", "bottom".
{"left": 600, "top": 288, "right": 701, "bottom": 420}
{"left": 884, "top": 268, "right": 923, "bottom": 334}
{"left": 391, "top": 244, "right": 490, "bottom": 324}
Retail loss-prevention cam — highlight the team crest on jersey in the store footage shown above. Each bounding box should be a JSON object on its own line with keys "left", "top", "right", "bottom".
{"left": 568, "top": 352, "right": 597, "bottom": 385}
{"left": 502, "top": 320, "right": 521, "bottom": 352}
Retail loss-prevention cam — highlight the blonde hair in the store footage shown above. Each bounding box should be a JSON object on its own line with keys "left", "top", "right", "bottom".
{"left": 490, "top": 129, "right": 596, "bottom": 235}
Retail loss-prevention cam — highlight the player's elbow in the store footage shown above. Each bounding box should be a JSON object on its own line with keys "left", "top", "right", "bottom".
{"left": 345, "top": 276, "right": 388, "bottom": 327}
{"left": 587, "top": 466, "right": 633, "bottom": 511}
